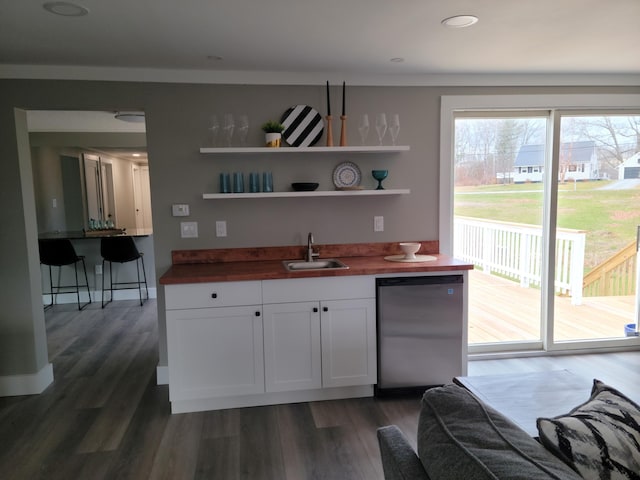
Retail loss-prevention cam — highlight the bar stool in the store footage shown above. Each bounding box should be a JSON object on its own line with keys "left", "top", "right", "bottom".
{"left": 101, "top": 236, "right": 148, "bottom": 308}
{"left": 38, "top": 238, "right": 92, "bottom": 310}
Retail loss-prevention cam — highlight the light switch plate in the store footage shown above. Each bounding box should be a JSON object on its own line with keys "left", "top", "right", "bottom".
{"left": 181, "top": 221, "right": 198, "bottom": 238}
{"left": 374, "top": 216, "right": 384, "bottom": 232}
{"left": 172, "top": 204, "right": 190, "bottom": 216}
{"left": 215, "top": 220, "right": 227, "bottom": 237}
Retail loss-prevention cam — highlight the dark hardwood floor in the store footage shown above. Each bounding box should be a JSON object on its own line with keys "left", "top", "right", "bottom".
{"left": 1, "top": 300, "right": 638, "bottom": 479}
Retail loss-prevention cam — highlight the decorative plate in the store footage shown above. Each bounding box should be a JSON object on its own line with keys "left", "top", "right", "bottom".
{"left": 281, "top": 105, "right": 323, "bottom": 147}
{"left": 333, "top": 161, "right": 362, "bottom": 188}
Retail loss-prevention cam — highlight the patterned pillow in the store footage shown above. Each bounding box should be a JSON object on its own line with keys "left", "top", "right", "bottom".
{"left": 536, "top": 379, "right": 640, "bottom": 480}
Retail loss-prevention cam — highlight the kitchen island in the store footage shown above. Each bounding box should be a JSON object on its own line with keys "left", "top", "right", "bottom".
{"left": 159, "top": 241, "right": 472, "bottom": 414}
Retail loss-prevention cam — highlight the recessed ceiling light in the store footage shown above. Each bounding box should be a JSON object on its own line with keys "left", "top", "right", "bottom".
{"left": 441, "top": 15, "right": 479, "bottom": 28}
{"left": 390, "top": 57, "right": 405, "bottom": 63}
{"left": 132, "top": 153, "right": 141, "bottom": 157}
{"left": 42, "top": 1, "right": 89, "bottom": 17}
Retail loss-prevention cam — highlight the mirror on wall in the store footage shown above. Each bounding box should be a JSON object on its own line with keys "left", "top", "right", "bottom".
{"left": 27, "top": 110, "right": 152, "bottom": 234}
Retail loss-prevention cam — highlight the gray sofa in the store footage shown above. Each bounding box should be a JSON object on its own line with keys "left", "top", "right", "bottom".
{"left": 377, "top": 384, "right": 583, "bottom": 480}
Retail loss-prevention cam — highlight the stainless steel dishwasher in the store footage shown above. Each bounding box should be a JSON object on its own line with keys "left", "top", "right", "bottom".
{"left": 375, "top": 275, "right": 464, "bottom": 395}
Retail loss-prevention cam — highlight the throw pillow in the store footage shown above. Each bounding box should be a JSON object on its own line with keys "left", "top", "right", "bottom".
{"left": 537, "top": 379, "right": 640, "bottom": 480}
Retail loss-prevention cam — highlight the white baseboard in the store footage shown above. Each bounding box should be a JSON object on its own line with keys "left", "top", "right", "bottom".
{"left": 156, "top": 365, "right": 169, "bottom": 385}
{"left": 42, "top": 287, "right": 157, "bottom": 305}
{"left": 0, "top": 363, "right": 54, "bottom": 397}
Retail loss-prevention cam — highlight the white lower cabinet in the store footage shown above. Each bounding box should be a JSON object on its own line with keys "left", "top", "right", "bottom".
{"left": 262, "top": 302, "right": 322, "bottom": 392}
{"left": 166, "top": 276, "right": 377, "bottom": 412}
{"left": 263, "top": 298, "right": 377, "bottom": 392}
{"left": 320, "top": 298, "right": 377, "bottom": 387}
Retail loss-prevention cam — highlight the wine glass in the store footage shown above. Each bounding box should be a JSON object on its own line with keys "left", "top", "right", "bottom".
{"left": 208, "top": 114, "right": 220, "bottom": 146}
{"left": 237, "top": 114, "right": 249, "bottom": 146}
{"left": 222, "top": 113, "right": 235, "bottom": 147}
{"left": 372, "top": 169, "right": 388, "bottom": 190}
{"left": 389, "top": 114, "right": 400, "bottom": 145}
{"left": 358, "top": 114, "right": 369, "bottom": 145}
{"left": 375, "top": 113, "right": 387, "bottom": 145}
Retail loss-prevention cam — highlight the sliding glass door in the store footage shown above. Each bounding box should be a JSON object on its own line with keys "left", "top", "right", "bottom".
{"left": 445, "top": 97, "right": 640, "bottom": 353}
{"left": 552, "top": 113, "right": 640, "bottom": 347}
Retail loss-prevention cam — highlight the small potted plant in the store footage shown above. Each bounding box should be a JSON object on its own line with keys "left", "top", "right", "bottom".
{"left": 261, "top": 120, "right": 285, "bottom": 147}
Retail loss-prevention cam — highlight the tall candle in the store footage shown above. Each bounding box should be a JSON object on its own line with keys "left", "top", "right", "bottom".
{"left": 326, "top": 81, "right": 331, "bottom": 116}
{"left": 342, "top": 81, "right": 346, "bottom": 116}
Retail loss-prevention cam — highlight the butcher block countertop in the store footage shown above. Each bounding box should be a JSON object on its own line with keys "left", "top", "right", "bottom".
{"left": 160, "top": 240, "right": 473, "bottom": 285}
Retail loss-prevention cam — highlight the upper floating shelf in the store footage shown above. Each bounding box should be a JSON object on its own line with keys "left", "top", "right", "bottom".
{"left": 199, "top": 146, "right": 410, "bottom": 154}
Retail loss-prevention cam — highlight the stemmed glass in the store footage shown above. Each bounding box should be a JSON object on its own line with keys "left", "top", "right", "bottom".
{"left": 237, "top": 114, "right": 249, "bottom": 146}
{"left": 389, "top": 114, "right": 400, "bottom": 145}
{"left": 208, "top": 114, "right": 220, "bottom": 146}
{"left": 372, "top": 169, "right": 388, "bottom": 190}
{"left": 222, "top": 113, "right": 235, "bottom": 147}
{"left": 375, "top": 113, "right": 387, "bottom": 145}
{"left": 358, "top": 114, "right": 369, "bottom": 145}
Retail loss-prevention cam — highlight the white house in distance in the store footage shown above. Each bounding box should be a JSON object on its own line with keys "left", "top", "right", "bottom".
{"left": 618, "top": 152, "right": 640, "bottom": 179}
{"left": 513, "top": 140, "right": 598, "bottom": 183}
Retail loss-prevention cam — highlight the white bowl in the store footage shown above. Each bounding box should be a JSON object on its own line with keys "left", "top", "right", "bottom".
{"left": 399, "top": 242, "right": 421, "bottom": 259}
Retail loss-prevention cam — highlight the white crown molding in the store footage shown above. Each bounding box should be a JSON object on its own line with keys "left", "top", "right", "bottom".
{"left": 1, "top": 64, "right": 639, "bottom": 87}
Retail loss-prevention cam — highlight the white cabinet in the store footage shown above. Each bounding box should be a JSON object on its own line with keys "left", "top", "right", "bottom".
{"left": 262, "top": 276, "right": 377, "bottom": 391}
{"left": 167, "top": 306, "right": 264, "bottom": 401}
{"left": 165, "top": 281, "right": 264, "bottom": 402}
{"left": 320, "top": 298, "right": 377, "bottom": 387}
{"left": 262, "top": 302, "right": 321, "bottom": 392}
{"left": 165, "top": 275, "right": 378, "bottom": 412}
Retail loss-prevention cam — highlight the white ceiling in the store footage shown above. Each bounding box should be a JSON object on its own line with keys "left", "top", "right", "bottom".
{"left": 1, "top": 0, "right": 639, "bottom": 80}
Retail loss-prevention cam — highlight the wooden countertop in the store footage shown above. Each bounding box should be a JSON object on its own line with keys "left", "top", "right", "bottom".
{"left": 160, "top": 241, "right": 473, "bottom": 285}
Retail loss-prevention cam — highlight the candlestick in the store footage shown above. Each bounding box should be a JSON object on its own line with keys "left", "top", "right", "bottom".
{"left": 340, "top": 115, "right": 347, "bottom": 146}
{"left": 342, "top": 81, "right": 345, "bottom": 116}
{"left": 326, "top": 81, "right": 331, "bottom": 116}
{"left": 326, "top": 115, "right": 334, "bottom": 146}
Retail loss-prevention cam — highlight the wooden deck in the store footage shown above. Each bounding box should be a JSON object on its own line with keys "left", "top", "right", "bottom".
{"left": 468, "top": 269, "right": 636, "bottom": 344}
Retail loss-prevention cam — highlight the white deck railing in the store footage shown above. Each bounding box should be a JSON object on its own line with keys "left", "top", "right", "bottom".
{"left": 454, "top": 217, "right": 586, "bottom": 305}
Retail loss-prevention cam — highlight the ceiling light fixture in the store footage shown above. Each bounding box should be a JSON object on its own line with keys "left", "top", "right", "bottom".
{"left": 42, "top": 1, "right": 89, "bottom": 17}
{"left": 441, "top": 15, "right": 479, "bottom": 28}
{"left": 114, "top": 111, "right": 145, "bottom": 123}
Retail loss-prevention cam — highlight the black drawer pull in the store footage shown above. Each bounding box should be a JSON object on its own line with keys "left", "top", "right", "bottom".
{"left": 313, "top": 307, "right": 318, "bottom": 313}
{"left": 255, "top": 311, "right": 261, "bottom": 317}
{"left": 323, "top": 306, "right": 328, "bottom": 312}
{"left": 211, "top": 293, "right": 218, "bottom": 299}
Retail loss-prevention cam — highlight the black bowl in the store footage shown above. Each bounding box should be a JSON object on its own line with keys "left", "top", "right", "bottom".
{"left": 291, "top": 182, "right": 319, "bottom": 191}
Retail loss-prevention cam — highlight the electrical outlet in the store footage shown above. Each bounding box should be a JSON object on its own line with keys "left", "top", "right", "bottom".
{"left": 216, "top": 220, "right": 227, "bottom": 237}
{"left": 181, "top": 221, "right": 198, "bottom": 238}
{"left": 52, "top": 198, "right": 57, "bottom": 208}
{"left": 374, "top": 216, "right": 384, "bottom": 232}
{"left": 95, "top": 264, "right": 102, "bottom": 275}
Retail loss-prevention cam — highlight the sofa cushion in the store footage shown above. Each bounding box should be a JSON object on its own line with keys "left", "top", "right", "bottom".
{"left": 537, "top": 379, "right": 640, "bottom": 480}
{"left": 417, "top": 384, "right": 582, "bottom": 480}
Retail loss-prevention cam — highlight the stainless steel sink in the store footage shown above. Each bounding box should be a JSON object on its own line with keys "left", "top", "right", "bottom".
{"left": 283, "top": 259, "right": 349, "bottom": 271}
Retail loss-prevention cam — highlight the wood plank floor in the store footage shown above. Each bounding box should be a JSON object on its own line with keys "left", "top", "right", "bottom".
{"left": 468, "top": 269, "right": 637, "bottom": 344}
{"left": 1, "top": 300, "right": 638, "bottom": 479}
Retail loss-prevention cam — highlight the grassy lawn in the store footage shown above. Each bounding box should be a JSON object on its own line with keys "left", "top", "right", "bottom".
{"left": 454, "top": 180, "right": 640, "bottom": 269}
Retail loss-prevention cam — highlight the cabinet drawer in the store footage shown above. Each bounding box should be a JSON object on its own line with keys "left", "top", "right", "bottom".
{"left": 262, "top": 275, "right": 374, "bottom": 304}
{"left": 165, "top": 281, "right": 262, "bottom": 310}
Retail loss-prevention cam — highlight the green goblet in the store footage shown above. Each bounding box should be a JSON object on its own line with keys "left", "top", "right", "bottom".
{"left": 372, "top": 170, "right": 388, "bottom": 190}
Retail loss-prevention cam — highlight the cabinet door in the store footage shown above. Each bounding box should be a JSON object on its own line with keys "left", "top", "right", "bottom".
{"left": 321, "top": 298, "right": 377, "bottom": 387}
{"left": 263, "top": 302, "right": 321, "bottom": 392}
{"left": 167, "top": 305, "right": 264, "bottom": 401}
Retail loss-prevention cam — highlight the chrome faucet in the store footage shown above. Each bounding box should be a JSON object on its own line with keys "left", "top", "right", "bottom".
{"left": 306, "top": 232, "right": 320, "bottom": 262}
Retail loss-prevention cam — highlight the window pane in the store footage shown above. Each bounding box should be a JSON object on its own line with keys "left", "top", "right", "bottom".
{"left": 553, "top": 114, "right": 640, "bottom": 342}
{"left": 453, "top": 116, "right": 547, "bottom": 345}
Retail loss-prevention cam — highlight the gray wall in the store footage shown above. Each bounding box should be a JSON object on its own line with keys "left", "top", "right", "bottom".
{"left": 1, "top": 79, "right": 638, "bottom": 381}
